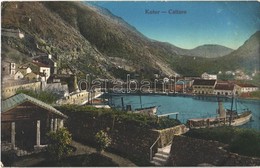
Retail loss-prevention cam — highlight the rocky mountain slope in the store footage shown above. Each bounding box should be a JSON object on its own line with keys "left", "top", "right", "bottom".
{"left": 1, "top": 1, "right": 259, "bottom": 79}
{"left": 221, "top": 31, "right": 260, "bottom": 71}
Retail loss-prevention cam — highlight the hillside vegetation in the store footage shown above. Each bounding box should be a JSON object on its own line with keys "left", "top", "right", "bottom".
{"left": 185, "top": 126, "right": 260, "bottom": 158}
{"left": 1, "top": 1, "right": 259, "bottom": 79}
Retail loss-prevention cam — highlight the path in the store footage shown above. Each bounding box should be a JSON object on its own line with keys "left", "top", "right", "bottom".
{"left": 12, "top": 141, "right": 136, "bottom": 167}
{"left": 71, "top": 141, "right": 137, "bottom": 167}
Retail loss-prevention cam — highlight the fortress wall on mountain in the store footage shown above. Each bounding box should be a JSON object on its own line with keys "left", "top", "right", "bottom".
{"left": 168, "top": 135, "right": 260, "bottom": 166}
{"left": 2, "top": 28, "right": 25, "bottom": 39}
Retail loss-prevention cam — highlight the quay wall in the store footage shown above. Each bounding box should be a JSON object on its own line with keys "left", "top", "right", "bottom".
{"left": 168, "top": 135, "right": 260, "bottom": 166}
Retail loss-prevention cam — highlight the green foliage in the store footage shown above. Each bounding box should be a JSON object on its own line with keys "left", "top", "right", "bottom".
{"left": 16, "top": 89, "right": 59, "bottom": 104}
{"left": 47, "top": 127, "right": 73, "bottom": 161}
{"left": 56, "top": 104, "right": 181, "bottom": 130}
{"left": 185, "top": 126, "right": 260, "bottom": 157}
{"left": 95, "top": 130, "right": 112, "bottom": 152}
{"left": 217, "top": 73, "right": 235, "bottom": 81}
{"left": 230, "top": 129, "right": 260, "bottom": 157}
{"left": 250, "top": 91, "right": 260, "bottom": 99}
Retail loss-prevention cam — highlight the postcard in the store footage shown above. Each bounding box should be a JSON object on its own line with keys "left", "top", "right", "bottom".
{"left": 1, "top": 1, "right": 260, "bottom": 167}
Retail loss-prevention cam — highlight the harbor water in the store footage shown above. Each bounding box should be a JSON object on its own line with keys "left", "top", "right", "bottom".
{"left": 109, "top": 94, "right": 260, "bottom": 131}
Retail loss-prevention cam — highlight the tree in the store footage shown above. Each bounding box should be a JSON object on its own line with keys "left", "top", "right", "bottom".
{"left": 95, "top": 130, "right": 112, "bottom": 153}
{"left": 47, "top": 127, "right": 72, "bottom": 161}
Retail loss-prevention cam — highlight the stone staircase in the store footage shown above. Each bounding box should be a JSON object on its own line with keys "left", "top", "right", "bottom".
{"left": 150, "top": 145, "right": 171, "bottom": 166}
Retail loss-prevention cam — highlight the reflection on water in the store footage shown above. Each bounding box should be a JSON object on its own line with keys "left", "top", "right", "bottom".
{"left": 109, "top": 94, "right": 260, "bottom": 131}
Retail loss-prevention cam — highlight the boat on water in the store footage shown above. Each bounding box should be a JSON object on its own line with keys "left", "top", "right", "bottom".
{"left": 187, "top": 96, "right": 252, "bottom": 129}
{"left": 133, "top": 105, "right": 157, "bottom": 116}
{"left": 127, "top": 94, "right": 157, "bottom": 116}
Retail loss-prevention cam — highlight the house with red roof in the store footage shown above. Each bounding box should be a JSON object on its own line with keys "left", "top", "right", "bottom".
{"left": 214, "top": 83, "right": 236, "bottom": 96}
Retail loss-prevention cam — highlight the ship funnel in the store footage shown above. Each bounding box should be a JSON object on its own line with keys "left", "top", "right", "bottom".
{"left": 218, "top": 100, "right": 226, "bottom": 118}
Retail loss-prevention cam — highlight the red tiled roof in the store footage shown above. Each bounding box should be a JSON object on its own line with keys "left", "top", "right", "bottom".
{"left": 214, "top": 84, "right": 234, "bottom": 90}
{"left": 236, "top": 83, "right": 258, "bottom": 88}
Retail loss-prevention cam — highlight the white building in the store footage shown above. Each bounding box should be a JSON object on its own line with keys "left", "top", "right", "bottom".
{"left": 14, "top": 71, "right": 24, "bottom": 80}
{"left": 18, "top": 66, "right": 32, "bottom": 75}
{"left": 214, "top": 83, "right": 236, "bottom": 96}
{"left": 236, "top": 83, "right": 258, "bottom": 93}
{"left": 31, "top": 61, "right": 51, "bottom": 81}
{"left": 201, "top": 72, "right": 217, "bottom": 80}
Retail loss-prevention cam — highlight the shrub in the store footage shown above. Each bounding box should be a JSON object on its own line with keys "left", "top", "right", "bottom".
{"left": 16, "top": 89, "right": 59, "bottom": 104}
{"left": 95, "top": 130, "right": 112, "bottom": 153}
{"left": 47, "top": 127, "right": 72, "bottom": 161}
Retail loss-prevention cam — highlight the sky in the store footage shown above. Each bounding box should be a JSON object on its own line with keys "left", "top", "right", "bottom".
{"left": 89, "top": 1, "right": 260, "bottom": 50}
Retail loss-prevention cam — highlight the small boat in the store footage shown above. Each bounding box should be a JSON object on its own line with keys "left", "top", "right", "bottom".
{"left": 133, "top": 106, "right": 157, "bottom": 116}
{"left": 128, "top": 94, "right": 157, "bottom": 116}
{"left": 187, "top": 96, "right": 252, "bottom": 129}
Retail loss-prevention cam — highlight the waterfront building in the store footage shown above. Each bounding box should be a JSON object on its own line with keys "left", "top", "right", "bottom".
{"left": 192, "top": 79, "right": 217, "bottom": 95}
{"left": 236, "top": 83, "right": 258, "bottom": 93}
{"left": 213, "top": 83, "right": 236, "bottom": 96}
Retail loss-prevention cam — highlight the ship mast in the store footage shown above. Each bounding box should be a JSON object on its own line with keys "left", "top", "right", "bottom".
{"left": 229, "top": 92, "right": 235, "bottom": 126}
{"left": 139, "top": 94, "right": 143, "bottom": 109}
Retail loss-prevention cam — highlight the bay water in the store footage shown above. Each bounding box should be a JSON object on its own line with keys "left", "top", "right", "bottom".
{"left": 109, "top": 94, "right": 260, "bottom": 131}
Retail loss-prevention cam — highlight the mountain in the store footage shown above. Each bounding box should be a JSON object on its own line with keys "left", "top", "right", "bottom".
{"left": 185, "top": 45, "right": 234, "bottom": 58}
{"left": 217, "top": 31, "right": 260, "bottom": 72}
{"left": 1, "top": 1, "right": 178, "bottom": 79}
{"left": 1, "top": 1, "right": 259, "bottom": 79}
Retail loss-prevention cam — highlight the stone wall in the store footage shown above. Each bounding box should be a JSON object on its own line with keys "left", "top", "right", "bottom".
{"left": 42, "top": 82, "right": 69, "bottom": 96}
{"left": 168, "top": 135, "right": 260, "bottom": 166}
{"left": 2, "top": 28, "right": 24, "bottom": 39}
{"left": 156, "top": 124, "right": 188, "bottom": 148}
{"left": 2, "top": 81, "right": 41, "bottom": 99}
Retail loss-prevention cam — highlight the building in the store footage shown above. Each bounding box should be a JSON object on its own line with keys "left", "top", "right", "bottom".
{"left": 2, "top": 61, "right": 16, "bottom": 76}
{"left": 201, "top": 72, "right": 217, "bottom": 80}
{"left": 18, "top": 65, "right": 32, "bottom": 75}
{"left": 24, "top": 72, "right": 42, "bottom": 81}
{"left": 22, "top": 61, "right": 51, "bottom": 81}
{"left": 14, "top": 71, "right": 24, "bottom": 80}
{"left": 214, "top": 83, "right": 236, "bottom": 96}
{"left": 33, "top": 54, "right": 57, "bottom": 74}
{"left": 174, "top": 80, "right": 192, "bottom": 93}
{"left": 1, "top": 93, "right": 67, "bottom": 153}
{"left": 192, "top": 79, "right": 217, "bottom": 95}
{"left": 236, "top": 83, "right": 258, "bottom": 93}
